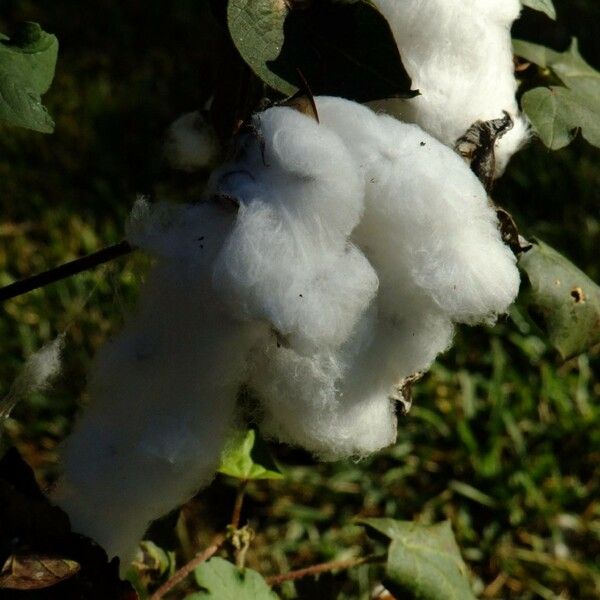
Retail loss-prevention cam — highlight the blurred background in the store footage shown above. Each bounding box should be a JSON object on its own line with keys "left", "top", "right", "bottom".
{"left": 0, "top": 1, "right": 598, "bottom": 598}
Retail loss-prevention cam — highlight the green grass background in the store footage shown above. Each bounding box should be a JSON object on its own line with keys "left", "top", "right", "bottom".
{"left": 0, "top": 1, "right": 599, "bottom": 598}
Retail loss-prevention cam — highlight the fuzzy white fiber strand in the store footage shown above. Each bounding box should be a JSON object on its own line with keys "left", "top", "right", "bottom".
{"left": 371, "top": 0, "right": 528, "bottom": 174}
{"left": 0, "top": 336, "right": 63, "bottom": 422}
{"left": 57, "top": 199, "right": 267, "bottom": 563}
{"left": 164, "top": 111, "right": 220, "bottom": 172}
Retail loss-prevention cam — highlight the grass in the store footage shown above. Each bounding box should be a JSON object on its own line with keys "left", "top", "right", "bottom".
{"left": 0, "top": 1, "right": 599, "bottom": 598}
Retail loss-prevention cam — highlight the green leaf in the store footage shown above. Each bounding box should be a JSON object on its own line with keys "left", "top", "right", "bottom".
{"left": 518, "top": 240, "right": 600, "bottom": 360}
{"left": 132, "top": 541, "right": 175, "bottom": 578}
{"left": 0, "top": 22, "right": 58, "bottom": 133}
{"left": 227, "top": 0, "right": 415, "bottom": 102}
{"left": 514, "top": 39, "right": 600, "bottom": 149}
{"left": 521, "top": 0, "right": 556, "bottom": 20}
{"left": 186, "top": 557, "right": 278, "bottom": 599}
{"left": 359, "top": 519, "right": 476, "bottom": 600}
{"left": 218, "top": 429, "right": 283, "bottom": 481}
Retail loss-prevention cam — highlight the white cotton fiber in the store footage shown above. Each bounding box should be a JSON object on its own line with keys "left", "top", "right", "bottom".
{"left": 251, "top": 300, "right": 455, "bottom": 460}
{"left": 57, "top": 200, "right": 269, "bottom": 563}
{"left": 250, "top": 339, "right": 398, "bottom": 461}
{"left": 0, "top": 335, "right": 63, "bottom": 423}
{"left": 246, "top": 97, "right": 520, "bottom": 460}
{"left": 164, "top": 111, "right": 220, "bottom": 172}
{"left": 228, "top": 97, "right": 519, "bottom": 460}
{"left": 213, "top": 201, "right": 378, "bottom": 352}
{"left": 371, "top": 0, "right": 529, "bottom": 174}
{"left": 208, "top": 106, "right": 378, "bottom": 352}
{"left": 314, "top": 97, "right": 521, "bottom": 326}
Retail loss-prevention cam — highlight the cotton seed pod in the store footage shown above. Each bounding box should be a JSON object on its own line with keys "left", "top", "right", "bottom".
{"left": 251, "top": 96, "right": 521, "bottom": 460}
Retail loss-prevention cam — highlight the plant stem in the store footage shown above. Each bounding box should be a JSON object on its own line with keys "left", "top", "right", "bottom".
{"left": 265, "top": 554, "right": 383, "bottom": 587}
{"left": 230, "top": 480, "right": 248, "bottom": 530}
{"left": 149, "top": 533, "right": 226, "bottom": 600}
{"left": 148, "top": 481, "right": 249, "bottom": 599}
{"left": 0, "top": 240, "right": 133, "bottom": 302}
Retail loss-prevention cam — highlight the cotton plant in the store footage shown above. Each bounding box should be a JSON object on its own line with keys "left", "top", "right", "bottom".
{"left": 51, "top": 0, "right": 534, "bottom": 567}
{"left": 55, "top": 93, "right": 521, "bottom": 561}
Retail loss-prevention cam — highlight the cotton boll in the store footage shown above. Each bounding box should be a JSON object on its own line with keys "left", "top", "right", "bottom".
{"left": 164, "top": 111, "right": 220, "bottom": 172}
{"left": 249, "top": 97, "right": 518, "bottom": 460}
{"left": 58, "top": 203, "right": 269, "bottom": 563}
{"left": 314, "top": 97, "right": 520, "bottom": 325}
{"left": 371, "top": 0, "right": 528, "bottom": 174}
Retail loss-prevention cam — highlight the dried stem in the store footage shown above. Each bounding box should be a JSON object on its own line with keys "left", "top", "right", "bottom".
{"left": 149, "top": 533, "right": 226, "bottom": 600}
{"left": 266, "top": 554, "right": 383, "bottom": 587}
{"left": 0, "top": 240, "right": 133, "bottom": 302}
{"left": 148, "top": 480, "right": 249, "bottom": 599}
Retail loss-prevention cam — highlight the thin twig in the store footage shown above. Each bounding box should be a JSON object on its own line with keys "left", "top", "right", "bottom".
{"left": 266, "top": 554, "right": 383, "bottom": 587}
{"left": 149, "top": 480, "right": 249, "bottom": 599}
{"left": 230, "top": 480, "right": 248, "bottom": 530}
{"left": 0, "top": 240, "right": 133, "bottom": 302}
{"left": 149, "top": 533, "right": 226, "bottom": 600}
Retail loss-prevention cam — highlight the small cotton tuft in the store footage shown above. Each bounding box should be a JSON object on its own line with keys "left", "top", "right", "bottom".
{"left": 1, "top": 335, "right": 63, "bottom": 423}
{"left": 164, "top": 111, "right": 220, "bottom": 172}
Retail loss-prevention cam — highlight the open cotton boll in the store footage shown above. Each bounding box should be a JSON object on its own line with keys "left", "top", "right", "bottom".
{"left": 371, "top": 0, "right": 528, "bottom": 174}
{"left": 0, "top": 335, "right": 63, "bottom": 424}
{"left": 164, "top": 111, "right": 220, "bottom": 172}
{"left": 314, "top": 97, "right": 520, "bottom": 325}
{"left": 58, "top": 204, "right": 269, "bottom": 563}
